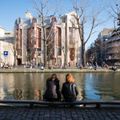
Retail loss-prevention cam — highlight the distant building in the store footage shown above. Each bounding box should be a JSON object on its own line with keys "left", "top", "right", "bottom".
{"left": 106, "top": 27, "right": 120, "bottom": 65}
{"left": 45, "top": 16, "right": 62, "bottom": 67}
{"left": 105, "top": 12, "right": 120, "bottom": 66}
{"left": 0, "top": 27, "right": 15, "bottom": 66}
{"left": 88, "top": 28, "right": 113, "bottom": 66}
{"left": 61, "top": 11, "right": 81, "bottom": 68}
{"left": 14, "top": 12, "right": 41, "bottom": 65}
{"left": 98, "top": 28, "right": 113, "bottom": 39}
{"left": 14, "top": 11, "right": 82, "bottom": 68}
{"left": 98, "top": 28, "right": 113, "bottom": 63}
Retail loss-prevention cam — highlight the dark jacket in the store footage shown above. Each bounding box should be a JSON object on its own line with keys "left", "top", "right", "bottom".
{"left": 43, "top": 78, "right": 61, "bottom": 101}
{"left": 62, "top": 82, "right": 78, "bottom": 102}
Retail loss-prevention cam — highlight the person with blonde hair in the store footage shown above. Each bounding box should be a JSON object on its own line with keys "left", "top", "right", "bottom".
{"left": 62, "top": 73, "right": 78, "bottom": 102}
{"left": 66, "top": 73, "right": 75, "bottom": 83}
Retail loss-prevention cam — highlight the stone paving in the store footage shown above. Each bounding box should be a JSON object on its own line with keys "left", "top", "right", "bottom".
{"left": 0, "top": 107, "right": 120, "bottom": 120}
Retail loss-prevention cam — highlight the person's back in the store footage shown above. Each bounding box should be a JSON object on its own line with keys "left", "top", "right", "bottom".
{"left": 43, "top": 74, "right": 61, "bottom": 101}
{"left": 62, "top": 73, "right": 78, "bottom": 102}
{"left": 44, "top": 79, "right": 57, "bottom": 101}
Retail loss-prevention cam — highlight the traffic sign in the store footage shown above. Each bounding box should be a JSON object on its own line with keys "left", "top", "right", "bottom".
{"left": 3, "top": 51, "right": 8, "bottom": 56}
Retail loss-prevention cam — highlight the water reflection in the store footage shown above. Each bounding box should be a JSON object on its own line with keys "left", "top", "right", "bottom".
{"left": 34, "top": 89, "right": 42, "bottom": 100}
{"left": 0, "top": 73, "right": 15, "bottom": 100}
{"left": 13, "top": 89, "right": 22, "bottom": 100}
{"left": 84, "top": 73, "right": 120, "bottom": 100}
{"left": 0, "top": 72, "right": 120, "bottom": 100}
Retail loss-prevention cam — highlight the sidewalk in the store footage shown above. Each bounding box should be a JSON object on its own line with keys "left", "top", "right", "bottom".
{"left": 0, "top": 107, "right": 120, "bottom": 120}
{"left": 0, "top": 67, "right": 120, "bottom": 73}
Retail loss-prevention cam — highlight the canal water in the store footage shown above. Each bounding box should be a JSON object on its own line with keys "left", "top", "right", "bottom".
{"left": 0, "top": 72, "right": 120, "bottom": 101}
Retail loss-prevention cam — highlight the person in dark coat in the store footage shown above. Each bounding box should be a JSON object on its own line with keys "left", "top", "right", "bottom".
{"left": 62, "top": 73, "right": 78, "bottom": 102}
{"left": 43, "top": 74, "right": 61, "bottom": 101}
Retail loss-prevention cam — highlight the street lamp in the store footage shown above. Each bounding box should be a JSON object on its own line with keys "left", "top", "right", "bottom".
{"left": 104, "top": 38, "right": 108, "bottom": 62}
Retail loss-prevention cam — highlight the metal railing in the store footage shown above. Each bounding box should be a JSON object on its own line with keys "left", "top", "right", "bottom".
{"left": 0, "top": 100, "right": 120, "bottom": 108}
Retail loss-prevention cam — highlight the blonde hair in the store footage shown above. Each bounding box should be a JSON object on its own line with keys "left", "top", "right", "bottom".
{"left": 66, "top": 73, "right": 75, "bottom": 83}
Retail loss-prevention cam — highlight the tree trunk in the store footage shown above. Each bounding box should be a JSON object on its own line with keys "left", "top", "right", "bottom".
{"left": 43, "top": 30, "right": 47, "bottom": 68}
{"left": 42, "top": 16, "right": 47, "bottom": 67}
{"left": 78, "top": 22, "right": 85, "bottom": 67}
{"left": 64, "top": 19, "right": 67, "bottom": 68}
{"left": 81, "top": 41, "right": 85, "bottom": 67}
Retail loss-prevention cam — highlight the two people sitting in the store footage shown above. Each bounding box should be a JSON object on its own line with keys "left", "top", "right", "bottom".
{"left": 43, "top": 73, "right": 78, "bottom": 102}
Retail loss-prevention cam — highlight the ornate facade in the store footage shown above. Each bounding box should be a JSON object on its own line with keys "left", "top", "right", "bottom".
{"left": 61, "top": 11, "right": 81, "bottom": 68}
{"left": 14, "top": 12, "right": 81, "bottom": 68}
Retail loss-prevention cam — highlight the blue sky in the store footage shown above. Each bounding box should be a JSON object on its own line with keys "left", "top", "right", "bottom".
{"left": 0, "top": 0, "right": 119, "bottom": 48}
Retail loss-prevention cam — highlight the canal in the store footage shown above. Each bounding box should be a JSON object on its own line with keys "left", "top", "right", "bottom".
{"left": 0, "top": 72, "right": 120, "bottom": 101}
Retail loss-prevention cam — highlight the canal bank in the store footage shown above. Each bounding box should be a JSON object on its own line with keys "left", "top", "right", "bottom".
{"left": 0, "top": 68, "right": 120, "bottom": 73}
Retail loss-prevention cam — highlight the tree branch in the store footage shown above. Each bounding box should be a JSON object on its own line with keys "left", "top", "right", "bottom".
{"left": 84, "top": 16, "right": 96, "bottom": 45}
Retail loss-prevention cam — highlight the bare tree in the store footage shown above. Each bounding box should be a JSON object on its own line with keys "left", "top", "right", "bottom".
{"left": 46, "top": 22, "right": 57, "bottom": 68}
{"left": 108, "top": 3, "right": 120, "bottom": 65}
{"left": 32, "top": 0, "right": 59, "bottom": 68}
{"left": 70, "top": 0, "right": 100, "bottom": 67}
{"left": 32, "top": 0, "right": 48, "bottom": 67}
{"left": 108, "top": 3, "right": 120, "bottom": 28}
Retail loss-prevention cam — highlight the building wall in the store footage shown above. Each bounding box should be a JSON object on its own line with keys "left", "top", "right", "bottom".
{"left": 15, "top": 17, "right": 42, "bottom": 65}
{"left": 0, "top": 40, "right": 14, "bottom": 66}
{"left": 14, "top": 12, "right": 82, "bottom": 68}
{"left": 27, "top": 22, "right": 41, "bottom": 64}
{"left": 93, "top": 28, "right": 113, "bottom": 65}
{"left": 61, "top": 11, "right": 81, "bottom": 67}
{"left": 0, "top": 27, "right": 5, "bottom": 37}
{"left": 45, "top": 17, "right": 62, "bottom": 67}
{"left": 15, "top": 25, "right": 22, "bottom": 65}
{"left": 0, "top": 27, "right": 15, "bottom": 66}
{"left": 106, "top": 29, "right": 120, "bottom": 65}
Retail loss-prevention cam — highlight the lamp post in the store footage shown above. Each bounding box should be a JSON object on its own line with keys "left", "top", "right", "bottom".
{"left": 104, "top": 38, "right": 108, "bottom": 62}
